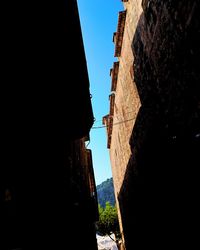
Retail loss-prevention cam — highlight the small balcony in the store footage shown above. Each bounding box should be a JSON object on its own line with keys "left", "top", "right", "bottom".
{"left": 110, "top": 62, "right": 119, "bottom": 92}
{"left": 109, "top": 93, "right": 115, "bottom": 117}
{"left": 113, "top": 10, "right": 127, "bottom": 57}
{"left": 103, "top": 114, "right": 113, "bottom": 149}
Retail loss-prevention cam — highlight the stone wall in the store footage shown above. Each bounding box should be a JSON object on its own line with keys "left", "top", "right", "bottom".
{"left": 118, "top": 0, "right": 200, "bottom": 249}
{"left": 108, "top": 0, "right": 142, "bottom": 247}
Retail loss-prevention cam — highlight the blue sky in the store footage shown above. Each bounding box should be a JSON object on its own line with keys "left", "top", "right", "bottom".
{"left": 77, "top": 0, "right": 123, "bottom": 185}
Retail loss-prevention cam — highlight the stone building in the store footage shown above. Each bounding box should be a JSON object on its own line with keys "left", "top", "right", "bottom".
{"left": 103, "top": 1, "right": 142, "bottom": 248}
{"left": 104, "top": 0, "right": 200, "bottom": 249}
{"left": 0, "top": 1, "right": 98, "bottom": 249}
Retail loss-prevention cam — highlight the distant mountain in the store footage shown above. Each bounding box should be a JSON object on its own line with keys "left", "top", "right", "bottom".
{"left": 96, "top": 177, "right": 116, "bottom": 207}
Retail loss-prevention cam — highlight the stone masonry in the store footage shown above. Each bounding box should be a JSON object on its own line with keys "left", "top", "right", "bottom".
{"left": 105, "top": 0, "right": 200, "bottom": 249}
{"left": 103, "top": 0, "right": 143, "bottom": 247}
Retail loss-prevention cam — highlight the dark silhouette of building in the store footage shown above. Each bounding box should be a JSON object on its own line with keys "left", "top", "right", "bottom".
{"left": 0, "top": 1, "right": 98, "bottom": 249}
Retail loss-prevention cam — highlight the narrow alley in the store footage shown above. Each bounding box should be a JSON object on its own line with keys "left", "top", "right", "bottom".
{"left": 0, "top": 1, "right": 199, "bottom": 250}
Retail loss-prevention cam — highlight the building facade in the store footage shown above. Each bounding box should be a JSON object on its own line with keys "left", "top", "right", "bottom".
{"left": 103, "top": 0, "right": 142, "bottom": 248}
{"left": 105, "top": 0, "right": 200, "bottom": 249}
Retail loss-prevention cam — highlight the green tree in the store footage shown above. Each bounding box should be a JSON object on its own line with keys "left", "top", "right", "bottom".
{"left": 96, "top": 202, "right": 121, "bottom": 249}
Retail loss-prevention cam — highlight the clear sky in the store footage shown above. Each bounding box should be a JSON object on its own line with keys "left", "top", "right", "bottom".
{"left": 77, "top": 0, "right": 123, "bottom": 185}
